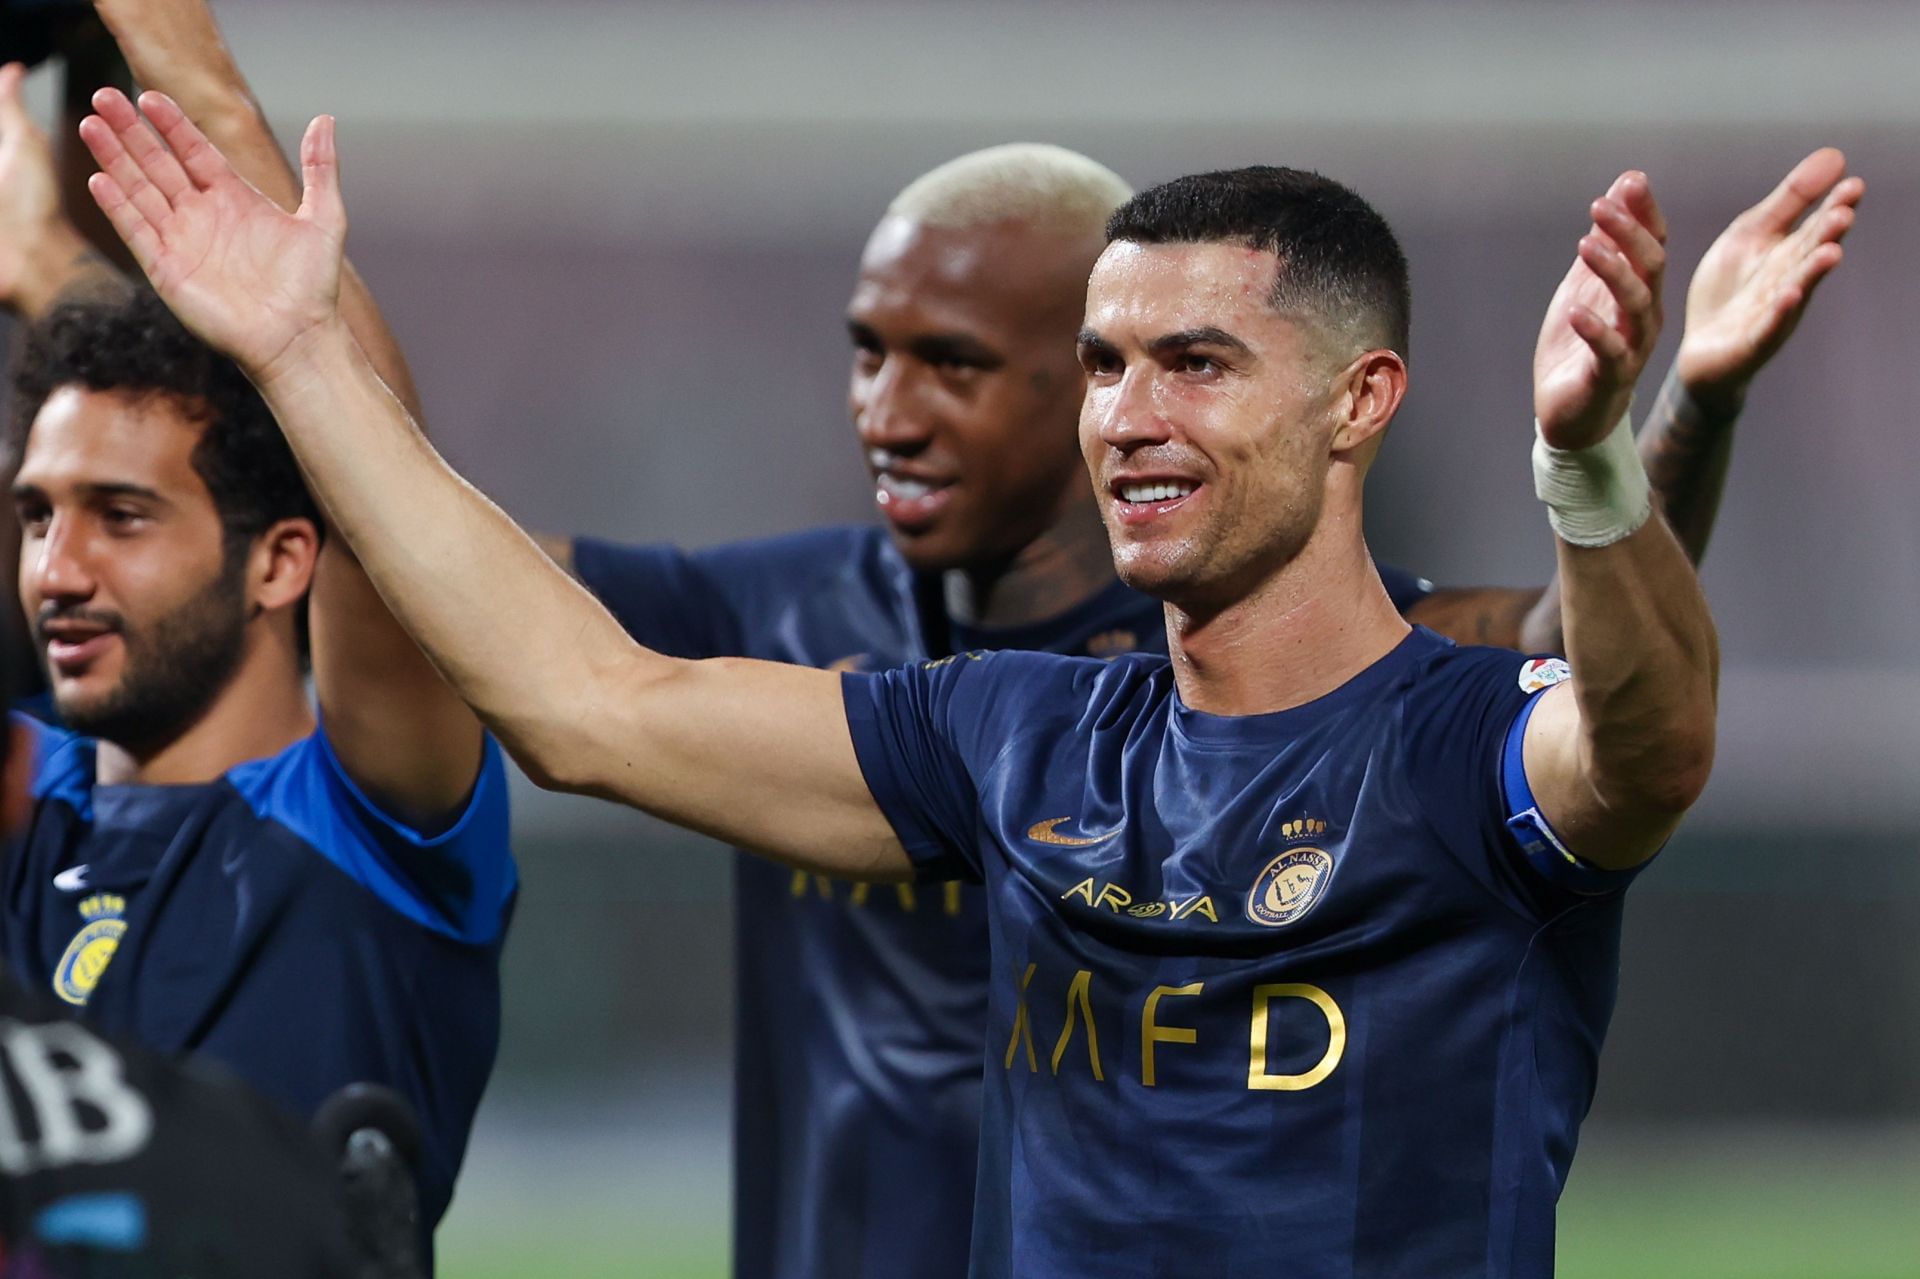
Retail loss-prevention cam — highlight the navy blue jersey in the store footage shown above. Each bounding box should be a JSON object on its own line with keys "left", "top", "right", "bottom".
{"left": 843, "top": 630, "right": 1629, "bottom": 1279}
{"left": 0, "top": 719, "right": 516, "bottom": 1232}
{"left": 574, "top": 525, "right": 1432, "bottom": 1279}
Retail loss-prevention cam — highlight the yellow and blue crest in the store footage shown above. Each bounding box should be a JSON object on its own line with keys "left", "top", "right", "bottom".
{"left": 1246, "top": 844, "right": 1335, "bottom": 928}
{"left": 54, "top": 893, "right": 128, "bottom": 1006}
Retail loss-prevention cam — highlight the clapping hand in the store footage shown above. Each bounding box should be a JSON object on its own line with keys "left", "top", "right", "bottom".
{"left": 1675, "top": 148, "right": 1862, "bottom": 412}
{"left": 1534, "top": 172, "right": 1667, "bottom": 451}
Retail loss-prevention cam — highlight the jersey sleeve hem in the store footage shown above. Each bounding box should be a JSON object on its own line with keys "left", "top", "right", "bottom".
{"left": 231, "top": 727, "right": 518, "bottom": 945}
{"left": 1501, "top": 692, "right": 1651, "bottom": 896}
{"left": 839, "top": 673, "right": 976, "bottom": 883}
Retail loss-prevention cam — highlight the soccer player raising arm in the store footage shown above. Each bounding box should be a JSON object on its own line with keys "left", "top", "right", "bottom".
{"left": 78, "top": 93, "right": 1712, "bottom": 872}
{"left": 86, "top": 93, "right": 1722, "bottom": 1270}
{"left": 1, "top": 18, "right": 505, "bottom": 1236}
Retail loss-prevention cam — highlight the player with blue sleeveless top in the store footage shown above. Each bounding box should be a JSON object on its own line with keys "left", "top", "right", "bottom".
{"left": 0, "top": 31, "right": 515, "bottom": 1240}
{"left": 552, "top": 143, "right": 1854, "bottom": 1276}
{"left": 81, "top": 88, "right": 1748, "bottom": 1273}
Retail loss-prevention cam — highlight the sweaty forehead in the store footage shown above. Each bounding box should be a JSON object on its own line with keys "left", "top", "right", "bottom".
{"left": 851, "top": 216, "right": 1094, "bottom": 333}
{"left": 1084, "top": 241, "right": 1283, "bottom": 329}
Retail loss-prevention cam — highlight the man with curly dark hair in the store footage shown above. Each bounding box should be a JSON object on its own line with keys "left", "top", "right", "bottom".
{"left": 0, "top": 42, "right": 515, "bottom": 1256}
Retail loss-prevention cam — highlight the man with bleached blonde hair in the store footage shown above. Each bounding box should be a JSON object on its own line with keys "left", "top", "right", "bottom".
{"left": 539, "top": 142, "right": 1147, "bottom": 1279}
{"left": 525, "top": 136, "right": 1856, "bottom": 1278}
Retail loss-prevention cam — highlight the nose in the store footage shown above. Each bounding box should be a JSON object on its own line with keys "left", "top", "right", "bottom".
{"left": 1087, "top": 367, "right": 1173, "bottom": 453}
{"left": 26, "top": 516, "right": 97, "bottom": 606}
{"left": 853, "top": 356, "right": 933, "bottom": 453}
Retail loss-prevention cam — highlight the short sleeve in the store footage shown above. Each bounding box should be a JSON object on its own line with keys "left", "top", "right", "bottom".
{"left": 1400, "top": 648, "right": 1614, "bottom": 920}
{"left": 839, "top": 654, "right": 1006, "bottom": 883}
{"left": 228, "top": 730, "right": 517, "bottom": 945}
{"left": 572, "top": 537, "right": 744, "bottom": 659}
{"left": 1376, "top": 561, "right": 1435, "bottom": 616}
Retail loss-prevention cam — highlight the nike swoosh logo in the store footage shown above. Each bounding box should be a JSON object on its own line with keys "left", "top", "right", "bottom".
{"left": 1026, "top": 817, "right": 1125, "bottom": 847}
{"left": 53, "top": 865, "right": 91, "bottom": 892}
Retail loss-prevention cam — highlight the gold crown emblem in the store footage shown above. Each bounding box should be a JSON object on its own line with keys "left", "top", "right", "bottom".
{"left": 1281, "top": 819, "right": 1327, "bottom": 841}
{"left": 78, "top": 893, "right": 126, "bottom": 922}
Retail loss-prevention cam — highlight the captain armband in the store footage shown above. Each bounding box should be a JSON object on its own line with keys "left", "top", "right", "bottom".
{"left": 1531, "top": 407, "right": 1652, "bottom": 548}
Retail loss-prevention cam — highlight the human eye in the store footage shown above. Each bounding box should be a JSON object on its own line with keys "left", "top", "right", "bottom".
{"left": 14, "top": 498, "right": 49, "bottom": 536}
{"left": 1077, "top": 344, "right": 1121, "bottom": 379}
{"left": 102, "top": 504, "right": 150, "bottom": 534}
{"left": 848, "top": 326, "right": 884, "bottom": 373}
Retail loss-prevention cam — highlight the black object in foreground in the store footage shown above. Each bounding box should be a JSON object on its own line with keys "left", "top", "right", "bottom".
{"left": 0, "top": 0, "right": 96, "bottom": 67}
{"left": 312, "top": 1083, "right": 427, "bottom": 1279}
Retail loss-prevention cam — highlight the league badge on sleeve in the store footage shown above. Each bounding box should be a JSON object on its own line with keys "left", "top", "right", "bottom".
{"left": 1518, "top": 658, "right": 1573, "bottom": 693}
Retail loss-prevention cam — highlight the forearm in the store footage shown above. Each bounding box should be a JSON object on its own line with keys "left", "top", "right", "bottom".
{"left": 1517, "top": 362, "right": 1738, "bottom": 654}
{"left": 1638, "top": 361, "right": 1739, "bottom": 562}
{"left": 250, "top": 324, "right": 907, "bottom": 877}
{"left": 5, "top": 221, "right": 125, "bottom": 318}
{"left": 97, "top": 3, "right": 425, "bottom": 418}
{"left": 1533, "top": 517, "right": 1718, "bottom": 859}
{"left": 253, "top": 321, "right": 635, "bottom": 767}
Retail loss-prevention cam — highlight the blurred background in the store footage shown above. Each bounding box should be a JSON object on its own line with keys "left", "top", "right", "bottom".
{"left": 8, "top": 1, "right": 1920, "bottom": 1275}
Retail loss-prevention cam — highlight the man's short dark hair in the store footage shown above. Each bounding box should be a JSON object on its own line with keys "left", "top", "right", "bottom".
{"left": 1105, "top": 166, "right": 1411, "bottom": 361}
{"left": 8, "top": 287, "right": 322, "bottom": 558}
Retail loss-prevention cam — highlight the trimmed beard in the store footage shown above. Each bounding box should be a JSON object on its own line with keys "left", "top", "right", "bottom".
{"left": 46, "top": 553, "right": 251, "bottom": 757}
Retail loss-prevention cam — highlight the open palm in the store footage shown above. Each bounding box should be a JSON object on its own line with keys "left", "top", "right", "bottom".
{"left": 79, "top": 88, "right": 345, "bottom": 378}
{"left": 1676, "top": 149, "right": 1862, "bottom": 402}
{"left": 1533, "top": 172, "right": 1666, "bottom": 451}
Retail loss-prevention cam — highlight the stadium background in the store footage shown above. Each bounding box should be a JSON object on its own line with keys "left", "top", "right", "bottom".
{"left": 8, "top": 1, "right": 1919, "bottom": 1274}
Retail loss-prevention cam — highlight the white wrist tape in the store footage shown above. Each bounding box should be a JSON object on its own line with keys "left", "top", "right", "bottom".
{"left": 1531, "top": 409, "right": 1652, "bottom": 547}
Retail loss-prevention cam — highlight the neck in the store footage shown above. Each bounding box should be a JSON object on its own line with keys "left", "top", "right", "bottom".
{"left": 94, "top": 631, "right": 316, "bottom": 786}
{"left": 942, "top": 493, "right": 1115, "bottom": 630}
{"left": 1164, "top": 503, "right": 1408, "bottom": 717}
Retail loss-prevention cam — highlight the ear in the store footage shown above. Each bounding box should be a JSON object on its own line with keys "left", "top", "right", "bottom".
{"left": 1328, "top": 349, "right": 1408, "bottom": 456}
{"left": 246, "top": 517, "right": 321, "bottom": 616}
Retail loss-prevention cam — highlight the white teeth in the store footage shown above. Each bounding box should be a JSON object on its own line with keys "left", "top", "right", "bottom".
{"left": 1119, "top": 482, "right": 1195, "bottom": 504}
{"left": 883, "top": 475, "right": 934, "bottom": 501}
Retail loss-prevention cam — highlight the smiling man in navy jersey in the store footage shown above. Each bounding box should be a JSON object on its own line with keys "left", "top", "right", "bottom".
{"left": 544, "top": 143, "right": 1855, "bottom": 1277}
{"left": 83, "top": 88, "right": 1747, "bottom": 1275}
{"left": 0, "top": 18, "right": 514, "bottom": 1243}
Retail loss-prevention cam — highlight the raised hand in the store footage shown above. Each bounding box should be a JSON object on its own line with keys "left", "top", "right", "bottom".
{"left": 1534, "top": 171, "right": 1667, "bottom": 451}
{"left": 79, "top": 88, "right": 345, "bottom": 379}
{"left": 1675, "top": 148, "right": 1862, "bottom": 410}
{"left": 0, "top": 61, "right": 82, "bottom": 312}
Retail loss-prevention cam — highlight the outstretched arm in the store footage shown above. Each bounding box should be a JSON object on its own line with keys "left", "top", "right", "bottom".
{"left": 1409, "top": 150, "right": 1861, "bottom": 653}
{"left": 80, "top": 0, "right": 478, "bottom": 825}
{"left": 1521, "top": 172, "right": 1718, "bottom": 870}
{"left": 80, "top": 93, "right": 908, "bottom": 878}
{"left": 88, "top": 0, "right": 424, "bottom": 416}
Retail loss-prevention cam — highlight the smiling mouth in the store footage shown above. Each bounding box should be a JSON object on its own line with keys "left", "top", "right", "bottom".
{"left": 1117, "top": 481, "right": 1196, "bottom": 504}
{"left": 1110, "top": 478, "right": 1201, "bottom": 525}
{"left": 43, "top": 629, "right": 120, "bottom": 673}
{"left": 874, "top": 471, "right": 956, "bottom": 530}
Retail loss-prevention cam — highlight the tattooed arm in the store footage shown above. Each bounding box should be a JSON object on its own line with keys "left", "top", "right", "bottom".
{"left": 1412, "top": 149, "right": 1863, "bottom": 654}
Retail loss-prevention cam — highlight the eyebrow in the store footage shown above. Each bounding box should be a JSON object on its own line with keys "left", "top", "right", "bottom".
{"left": 1148, "top": 327, "right": 1252, "bottom": 359}
{"left": 849, "top": 319, "right": 1005, "bottom": 368}
{"left": 10, "top": 480, "right": 168, "bottom": 504}
{"left": 1075, "top": 326, "right": 1253, "bottom": 360}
